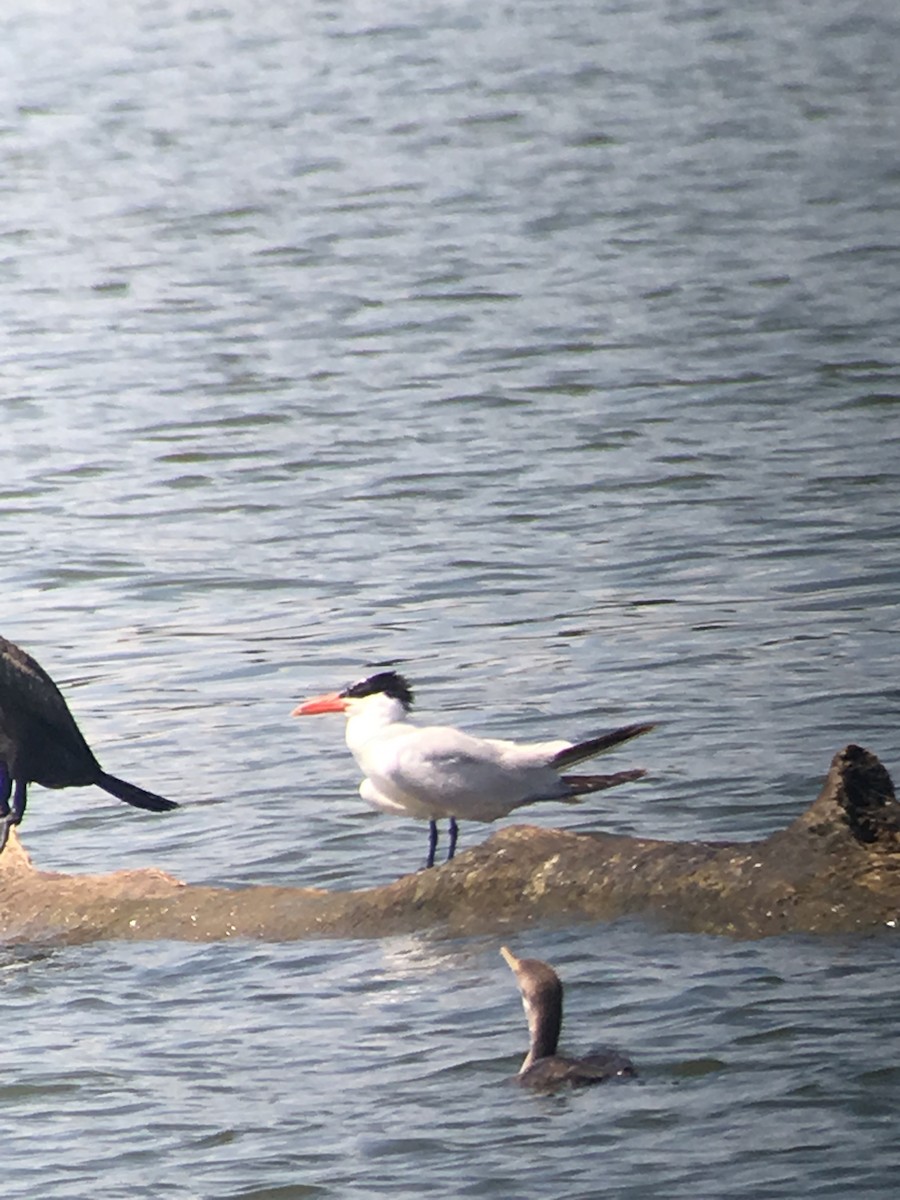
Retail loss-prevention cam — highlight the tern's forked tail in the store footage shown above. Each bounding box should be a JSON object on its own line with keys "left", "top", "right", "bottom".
{"left": 561, "top": 768, "right": 647, "bottom": 799}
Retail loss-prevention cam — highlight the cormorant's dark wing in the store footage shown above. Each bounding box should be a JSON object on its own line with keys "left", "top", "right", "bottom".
{"left": 0, "top": 636, "right": 101, "bottom": 785}
{"left": 521, "top": 1048, "right": 636, "bottom": 1090}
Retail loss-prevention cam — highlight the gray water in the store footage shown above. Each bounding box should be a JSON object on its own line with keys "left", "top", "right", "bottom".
{"left": 1, "top": 0, "right": 899, "bottom": 1195}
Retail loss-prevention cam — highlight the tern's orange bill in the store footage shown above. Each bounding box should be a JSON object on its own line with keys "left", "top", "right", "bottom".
{"left": 291, "top": 692, "right": 348, "bottom": 716}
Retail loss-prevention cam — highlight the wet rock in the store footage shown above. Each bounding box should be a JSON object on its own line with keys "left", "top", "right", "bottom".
{"left": 1, "top": 745, "right": 898, "bottom": 944}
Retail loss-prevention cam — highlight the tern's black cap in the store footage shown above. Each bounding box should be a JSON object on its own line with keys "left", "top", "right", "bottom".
{"left": 339, "top": 671, "right": 414, "bottom": 710}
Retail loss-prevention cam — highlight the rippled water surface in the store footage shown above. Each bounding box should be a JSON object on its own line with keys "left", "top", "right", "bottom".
{"left": 1, "top": 0, "right": 898, "bottom": 1195}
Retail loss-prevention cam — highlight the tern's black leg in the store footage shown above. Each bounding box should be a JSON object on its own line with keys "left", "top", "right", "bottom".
{"left": 426, "top": 819, "right": 438, "bottom": 869}
{"left": 446, "top": 817, "right": 459, "bottom": 862}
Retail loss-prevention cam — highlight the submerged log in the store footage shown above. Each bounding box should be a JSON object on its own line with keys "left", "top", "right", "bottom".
{"left": 1, "top": 745, "right": 898, "bottom": 944}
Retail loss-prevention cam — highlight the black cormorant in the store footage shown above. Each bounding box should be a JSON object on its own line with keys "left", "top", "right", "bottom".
{"left": 0, "top": 635, "right": 178, "bottom": 854}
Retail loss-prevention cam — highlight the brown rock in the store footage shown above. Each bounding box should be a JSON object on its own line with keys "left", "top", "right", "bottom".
{"left": 2, "top": 745, "right": 898, "bottom": 944}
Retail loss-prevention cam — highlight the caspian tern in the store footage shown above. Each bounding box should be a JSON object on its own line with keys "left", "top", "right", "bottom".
{"left": 0, "top": 635, "right": 179, "bottom": 855}
{"left": 291, "top": 670, "right": 653, "bottom": 868}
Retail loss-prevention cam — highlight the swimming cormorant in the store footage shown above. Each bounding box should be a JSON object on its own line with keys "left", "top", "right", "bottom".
{"left": 500, "top": 945, "right": 635, "bottom": 1089}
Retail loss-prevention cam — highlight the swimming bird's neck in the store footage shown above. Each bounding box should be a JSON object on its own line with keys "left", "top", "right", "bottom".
{"left": 521, "top": 984, "right": 563, "bottom": 1070}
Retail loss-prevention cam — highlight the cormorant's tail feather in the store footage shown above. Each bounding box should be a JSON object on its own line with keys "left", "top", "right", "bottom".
{"left": 561, "top": 768, "right": 647, "bottom": 798}
{"left": 97, "top": 772, "right": 179, "bottom": 812}
{"left": 551, "top": 722, "right": 655, "bottom": 770}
